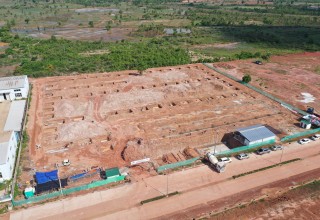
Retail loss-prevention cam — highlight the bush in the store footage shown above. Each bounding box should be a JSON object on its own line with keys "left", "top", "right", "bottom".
{"left": 242, "top": 74, "right": 251, "bottom": 83}
{"left": 232, "top": 158, "right": 301, "bottom": 179}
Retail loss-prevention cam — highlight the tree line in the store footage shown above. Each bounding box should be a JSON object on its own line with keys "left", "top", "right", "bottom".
{"left": 0, "top": 28, "right": 190, "bottom": 77}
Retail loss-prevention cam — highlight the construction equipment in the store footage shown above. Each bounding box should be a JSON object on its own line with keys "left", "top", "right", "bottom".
{"left": 206, "top": 152, "right": 226, "bottom": 173}
{"left": 303, "top": 114, "right": 320, "bottom": 127}
{"left": 307, "top": 107, "right": 314, "bottom": 114}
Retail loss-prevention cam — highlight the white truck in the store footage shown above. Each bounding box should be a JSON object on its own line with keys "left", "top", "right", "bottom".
{"left": 206, "top": 152, "right": 226, "bottom": 173}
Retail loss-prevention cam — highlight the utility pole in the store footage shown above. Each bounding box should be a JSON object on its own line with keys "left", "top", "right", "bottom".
{"left": 165, "top": 168, "right": 169, "bottom": 197}
{"left": 55, "top": 163, "right": 63, "bottom": 196}
{"left": 279, "top": 146, "right": 285, "bottom": 164}
{"left": 214, "top": 130, "right": 219, "bottom": 154}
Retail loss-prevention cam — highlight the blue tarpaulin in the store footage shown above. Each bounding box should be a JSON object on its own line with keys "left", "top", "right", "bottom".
{"left": 69, "top": 172, "right": 86, "bottom": 181}
{"left": 35, "top": 170, "right": 58, "bottom": 184}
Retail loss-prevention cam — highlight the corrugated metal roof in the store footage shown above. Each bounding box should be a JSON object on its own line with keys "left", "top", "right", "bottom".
{"left": 237, "top": 124, "right": 275, "bottom": 142}
{"left": 0, "top": 142, "right": 9, "bottom": 165}
{"left": 4, "top": 100, "right": 26, "bottom": 132}
{"left": 0, "top": 75, "right": 27, "bottom": 90}
{"left": 105, "top": 167, "right": 120, "bottom": 178}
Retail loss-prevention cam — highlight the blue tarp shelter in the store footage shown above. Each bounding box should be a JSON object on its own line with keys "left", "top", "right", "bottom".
{"left": 35, "top": 170, "right": 58, "bottom": 184}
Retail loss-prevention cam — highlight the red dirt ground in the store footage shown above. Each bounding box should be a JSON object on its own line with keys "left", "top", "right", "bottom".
{"left": 161, "top": 168, "right": 320, "bottom": 220}
{"left": 21, "top": 63, "right": 302, "bottom": 189}
{"left": 213, "top": 52, "right": 320, "bottom": 112}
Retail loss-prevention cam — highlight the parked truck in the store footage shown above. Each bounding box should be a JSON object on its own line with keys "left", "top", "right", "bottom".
{"left": 206, "top": 152, "right": 226, "bottom": 173}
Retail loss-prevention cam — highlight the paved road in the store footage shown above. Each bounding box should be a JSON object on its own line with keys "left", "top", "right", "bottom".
{"left": 10, "top": 140, "right": 320, "bottom": 220}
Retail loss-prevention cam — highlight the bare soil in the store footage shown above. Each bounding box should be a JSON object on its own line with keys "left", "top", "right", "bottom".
{"left": 208, "top": 181, "right": 320, "bottom": 220}
{"left": 213, "top": 52, "right": 320, "bottom": 111}
{"left": 22, "top": 63, "right": 301, "bottom": 189}
{"left": 162, "top": 168, "right": 320, "bottom": 220}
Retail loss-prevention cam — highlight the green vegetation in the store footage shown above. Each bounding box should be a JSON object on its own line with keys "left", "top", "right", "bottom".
{"left": 232, "top": 158, "right": 301, "bottom": 179}
{"left": 242, "top": 74, "right": 252, "bottom": 83}
{"left": 0, "top": 0, "right": 319, "bottom": 76}
{"left": 0, "top": 205, "right": 7, "bottom": 215}
{"left": 140, "top": 191, "right": 179, "bottom": 205}
{"left": 315, "top": 66, "right": 320, "bottom": 74}
{"left": 0, "top": 28, "right": 190, "bottom": 77}
{"left": 294, "top": 179, "right": 320, "bottom": 191}
{"left": 0, "top": 180, "right": 11, "bottom": 192}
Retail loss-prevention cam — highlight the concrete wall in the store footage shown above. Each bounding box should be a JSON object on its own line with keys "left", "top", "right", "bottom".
{"left": 0, "top": 132, "right": 18, "bottom": 181}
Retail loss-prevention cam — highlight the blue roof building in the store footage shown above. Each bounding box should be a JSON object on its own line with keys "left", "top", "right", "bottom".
{"left": 234, "top": 124, "right": 276, "bottom": 146}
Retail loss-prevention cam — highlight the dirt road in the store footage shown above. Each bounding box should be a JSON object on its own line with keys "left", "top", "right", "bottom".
{"left": 10, "top": 140, "right": 320, "bottom": 220}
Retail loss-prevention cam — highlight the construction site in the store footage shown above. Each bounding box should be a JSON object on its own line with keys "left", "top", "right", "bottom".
{"left": 21, "top": 63, "right": 303, "bottom": 183}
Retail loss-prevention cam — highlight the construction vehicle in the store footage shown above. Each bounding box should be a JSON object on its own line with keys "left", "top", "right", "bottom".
{"left": 206, "top": 152, "right": 226, "bottom": 173}
{"left": 302, "top": 114, "right": 320, "bottom": 127}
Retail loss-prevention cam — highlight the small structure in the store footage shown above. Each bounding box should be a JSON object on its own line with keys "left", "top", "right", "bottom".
{"left": 302, "top": 114, "right": 320, "bottom": 128}
{"left": 24, "top": 187, "right": 35, "bottom": 199}
{"left": 35, "top": 170, "right": 68, "bottom": 194}
{"left": 234, "top": 124, "right": 276, "bottom": 146}
{"left": 0, "top": 75, "right": 29, "bottom": 102}
{"left": 300, "top": 119, "right": 312, "bottom": 129}
{"left": 102, "top": 167, "right": 121, "bottom": 180}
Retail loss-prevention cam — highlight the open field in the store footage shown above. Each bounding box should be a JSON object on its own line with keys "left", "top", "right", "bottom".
{"left": 208, "top": 180, "right": 320, "bottom": 220}
{"left": 1, "top": 0, "right": 320, "bottom": 77}
{"left": 213, "top": 52, "right": 320, "bottom": 111}
{"left": 21, "top": 63, "right": 302, "bottom": 186}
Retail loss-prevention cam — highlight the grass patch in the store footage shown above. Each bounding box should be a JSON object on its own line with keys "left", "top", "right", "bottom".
{"left": 293, "top": 180, "right": 320, "bottom": 192}
{"left": 140, "top": 191, "right": 179, "bottom": 205}
{"left": 0, "top": 206, "right": 7, "bottom": 215}
{"left": 315, "top": 66, "right": 320, "bottom": 74}
{"left": 232, "top": 158, "right": 301, "bottom": 179}
{"left": 0, "top": 183, "right": 6, "bottom": 191}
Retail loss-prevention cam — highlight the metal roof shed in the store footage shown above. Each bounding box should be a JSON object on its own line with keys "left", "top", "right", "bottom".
{"left": 235, "top": 124, "right": 276, "bottom": 146}
{"left": 105, "top": 167, "right": 121, "bottom": 179}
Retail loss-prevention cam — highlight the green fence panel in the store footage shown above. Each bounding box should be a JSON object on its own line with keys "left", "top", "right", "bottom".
{"left": 12, "top": 176, "right": 125, "bottom": 207}
{"left": 281, "top": 128, "right": 320, "bottom": 142}
{"left": 203, "top": 64, "right": 307, "bottom": 116}
{"left": 157, "top": 157, "right": 200, "bottom": 173}
{"left": 88, "top": 176, "right": 125, "bottom": 189}
{"left": 215, "top": 139, "right": 276, "bottom": 156}
{"left": 12, "top": 191, "right": 61, "bottom": 206}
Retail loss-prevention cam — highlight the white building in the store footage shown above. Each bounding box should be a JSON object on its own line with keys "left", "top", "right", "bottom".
{"left": 0, "top": 75, "right": 29, "bottom": 102}
{"left": 0, "top": 100, "right": 26, "bottom": 182}
{"left": 0, "top": 131, "right": 18, "bottom": 182}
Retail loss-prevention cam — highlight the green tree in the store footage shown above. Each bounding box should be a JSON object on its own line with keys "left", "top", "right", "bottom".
{"left": 242, "top": 74, "right": 251, "bottom": 83}
{"left": 88, "top": 21, "right": 94, "bottom": 28}
{"left": 105, "top": 25, "right": 111, "bottom": 31}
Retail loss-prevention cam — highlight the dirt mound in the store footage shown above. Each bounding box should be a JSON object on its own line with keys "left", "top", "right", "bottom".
{"left": 122, "top": 138, "right": 150, "bottom": 162}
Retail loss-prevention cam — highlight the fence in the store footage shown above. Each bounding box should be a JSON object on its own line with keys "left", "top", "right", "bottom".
{"left": 11, "top": 86, "right": 31, "bottom": 200}
{"left": 215, "top": 139, "right": 276, "bottom": 156}
{"left": 281, "top": 128, "right": 320, "bottom": 142}
{"left": 12, "top": 175, "right": 125, "bottom": 207}
{"left": 203, "top": 64, "right": 307, "bottom": 116}
{"left": 157, "top": 157, "right": 200, "bottom": 173}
